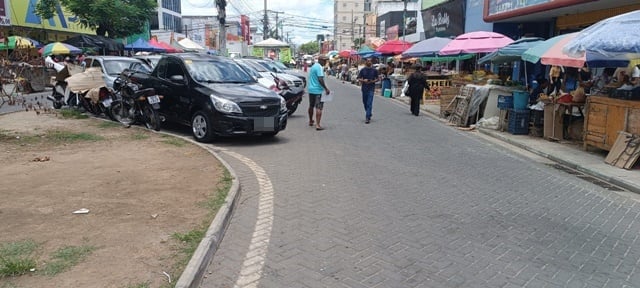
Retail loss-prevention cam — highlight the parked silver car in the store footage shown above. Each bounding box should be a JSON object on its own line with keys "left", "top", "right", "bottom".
{"left": 83, "top": 56, "right": 150, "bottom": 88}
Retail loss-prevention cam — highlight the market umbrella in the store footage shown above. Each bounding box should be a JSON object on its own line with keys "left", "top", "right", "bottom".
{"left": 252, "top": 38, "right": 290, "bottom": 48}
{"left": 125, "top": 38, "right": 165, "bottom": 52}
{"left": 439, "top": 31, "right": 513, "bottom": 55}
{"left": 563, "top": 10, "right": 640, "bottom": 58}
{"left": 357, "top": 45, "right": 380, "bottom": 58}
{"left": 421, "top": 54, "right": 475, "bottom": 62}
{"left": 0, "top": 36, "right": 36, "bottom": 50}
{"left": 375, "top": 39, "right": 413, "bottom": 55}
{"left": 149, "top": 39, "right": 181, "bottom": 53}
{"left": 401, "top": 37, "right": 452, "bottom": 58}
{"left": 326, "top": 50, "right": 338, "bottom": 57}
{"left": 178, "top": 38, "right": 205, "bottom": 52}
{"left": 522, "top": 33, "right": 628, "bottom": 68}
{"left": 478, "top": 37, "right": 544, "bottom": 64}
{"left": 39, "top": 42, "right": 82, "bottom": 56}
{"left": 338, "top": 49, "right": 358, "bottom": 58}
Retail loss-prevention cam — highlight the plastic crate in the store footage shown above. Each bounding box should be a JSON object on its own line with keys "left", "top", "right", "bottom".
{"left": 497, "top": 95, "right": 513, "bottom": 110}
{"left": 508, "top": 109, "right": 530, "bottom": 135}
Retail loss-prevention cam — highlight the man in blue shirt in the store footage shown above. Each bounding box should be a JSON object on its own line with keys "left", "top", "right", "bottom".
{"left": 307, "top": 56, "right": 331, "bottom": 130}
{"left": 357, "top": 60, "right": 379, "bottom": 123}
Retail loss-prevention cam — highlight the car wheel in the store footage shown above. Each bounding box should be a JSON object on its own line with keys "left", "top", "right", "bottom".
{"left": 287, "top": 102, "right": 298, "bottom": 115}
{"left": 191, "top": 111, "right": 215, "bottom": 142}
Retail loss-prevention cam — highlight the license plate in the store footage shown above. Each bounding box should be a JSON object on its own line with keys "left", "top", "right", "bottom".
{"left": 102, "top": 98, "right": 112, "bottom": 107}
{"left": 254, "top": 117, "right": 275, "bottom": 131}
{"left": 147, "top": 95, "right": 160, "bottom": 104}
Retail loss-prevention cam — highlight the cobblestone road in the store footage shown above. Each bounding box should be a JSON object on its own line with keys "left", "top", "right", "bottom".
{"left": 200, "top": 76, "right": 640, "bottom": 288}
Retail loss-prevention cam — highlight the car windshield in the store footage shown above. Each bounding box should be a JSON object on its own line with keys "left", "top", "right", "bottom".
{"left": 185, "top": 59, "right": 254, "bottom": 83}
{"left": 236, "top": 61, "right": 262, "bottom": 78}
{"left": 242, "top": 60, "right": 269, "bottom": 73}
{"left": 272, "top": 61, "right": 288, "bottom": 70}
{"left": 147, "top": 57, "right": 160, "bottom": 67}
{"left": 258, "top": 61, "right": 284, "bottom": 73}
{"left": 103, "top": 59, "right": 140, "bottom": 76}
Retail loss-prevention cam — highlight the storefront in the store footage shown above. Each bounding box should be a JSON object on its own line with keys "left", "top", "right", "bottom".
{"left": 421, "top": 0, "right": 465, "bottom": 39}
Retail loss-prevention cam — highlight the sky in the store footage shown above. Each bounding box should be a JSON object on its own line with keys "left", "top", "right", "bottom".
{"left": 227, "top": 0, "right": 333, "bottom": 44}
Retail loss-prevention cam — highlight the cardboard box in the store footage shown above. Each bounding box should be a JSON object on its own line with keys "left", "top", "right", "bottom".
{"left": 543, "top": 103, "right": 564, "bottom": 140}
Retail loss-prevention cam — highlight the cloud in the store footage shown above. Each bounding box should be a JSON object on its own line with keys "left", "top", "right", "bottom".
{"left": 230, "top": 0, "right": 333, "bottom": 45}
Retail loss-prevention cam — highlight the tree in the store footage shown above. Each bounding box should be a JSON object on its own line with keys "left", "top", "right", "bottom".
{"left": 299, "top": 41, "right": 319, "bottom": 55}
{"left": 35, "top": 0, "right": 156, "bottom": 38}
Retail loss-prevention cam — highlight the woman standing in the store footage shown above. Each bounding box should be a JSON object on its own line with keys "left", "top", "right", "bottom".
{"left": 549, "top": 65, "right": 563, "bottom": 95}
{"left": 406, "top": 64, "right": 428, "bottom": 116}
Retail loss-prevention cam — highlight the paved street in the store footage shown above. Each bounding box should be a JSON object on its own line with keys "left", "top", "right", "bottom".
{"left": 196, "top": 75, "right": 640, "bottom": 288}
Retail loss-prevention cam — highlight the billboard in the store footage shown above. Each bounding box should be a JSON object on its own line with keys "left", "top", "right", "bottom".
{"left": 484, "top": 0, "right": 591, "bottom": 21}
{"left": 422, "top": 0, "right": 449, "bottom": 10}
{"left": 377, "top": 11, "right": 418, "bottom": 39}
{"left": 422, "top": 0, "right": 464, "bottom": 38}
{"left": 0, "top": 0, "right": 10, "bottom": 26}
{"left": 182, "top": 0, "right": 218, "bottom": 17}
{"left": 12, "top": 0, "right": 95, "bottom": 34}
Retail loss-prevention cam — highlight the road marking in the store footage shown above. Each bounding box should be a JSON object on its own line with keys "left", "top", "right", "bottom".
{"left": 223, "top": 150, "right": 273, "bottom": 288}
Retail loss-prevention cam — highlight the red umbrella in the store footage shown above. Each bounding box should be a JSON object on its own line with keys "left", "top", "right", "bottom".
{"left": 149, "top": 39, "right": 182, "bottom": 53}
{"left": 375, "top": 40, "right": 413, "bottom": 55}
{"left": 338, "top": 49, "right": 357, "bottom": 58}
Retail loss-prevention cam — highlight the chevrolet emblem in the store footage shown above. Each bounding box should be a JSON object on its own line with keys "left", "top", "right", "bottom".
{"left": 260, "top": 105, "right": 267, "bottom": 109}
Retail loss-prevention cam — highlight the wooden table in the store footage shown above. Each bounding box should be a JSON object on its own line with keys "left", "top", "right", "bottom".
{"left": 584, "top": 95, "right": 640, "bottom": 151}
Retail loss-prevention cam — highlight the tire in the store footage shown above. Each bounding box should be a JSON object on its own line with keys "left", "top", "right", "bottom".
{"left": 52, "top": 101, "right": 62, "bottom": 109}
{"left": 111, "top": 100, "right": 136, "bottom": 126}
{"left": 191, "top": 111, "right": 215, "bottom": 142}
{"left": 141, "top": 104, "right": 161, "bottom": 131}
{"left": 103, "top": 105, "right": 117, "bottom": 121}
{"left": 287, "top": 101, "right": 298, "bottom": 116}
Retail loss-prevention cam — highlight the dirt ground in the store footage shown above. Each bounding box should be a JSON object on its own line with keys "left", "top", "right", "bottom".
{"left": 0, "top": 110, "right": 224, "bottom": 288}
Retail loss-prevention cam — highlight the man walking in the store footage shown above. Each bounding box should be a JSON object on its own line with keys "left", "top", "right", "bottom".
{"left": 307, "top": 56, "right": 331, "bottom": 130}
{"left": 357, "top": 60, "right": 379, "bottom": 124}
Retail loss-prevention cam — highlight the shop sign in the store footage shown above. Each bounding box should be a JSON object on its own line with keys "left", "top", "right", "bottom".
{"left": 484, "top": 0, "right": 591, "bottom": 21}
{"left": 421, "top": 0, "right": 448, "bottom": 10}
{"left": 422, "top": 0, "right": 464, "bottom": 38}
{"left": 0, "top": 0, "right": 10, "bottom": 26}
{"left": 12, "top": 0, "right": 95, "bottom": 34}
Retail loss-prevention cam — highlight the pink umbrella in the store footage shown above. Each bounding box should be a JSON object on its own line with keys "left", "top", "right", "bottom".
{"left": 376, "top": 39, "right": 413, "bottom": 55}
{"left": 540, "top": 33, "right": 584, "bottom": 68}
{"left": 439, "top": 31, "right": 513, "bottom": 55}
{"left": 338, "top": 49, "right": 358, "bottom": 58}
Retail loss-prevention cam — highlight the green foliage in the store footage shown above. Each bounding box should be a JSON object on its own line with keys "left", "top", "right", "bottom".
{"left": 36, "top": 0, "right": 156, "bottom": 38}
{"left": 60, "top": 108, "right": 89, "bottom": 119}
{"left": 41, "top": 245, "right": 96, "bottom": 276}
{"left": 0, "top": 240, "right": 38, "bottom": 278}
{"left": 299, "top": 41, "right": 320, "bottom": 55}
{"left": 47, "top": 131, "right": 104, "bottom": 142}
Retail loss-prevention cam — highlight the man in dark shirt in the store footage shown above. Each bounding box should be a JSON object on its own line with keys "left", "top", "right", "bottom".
{"left": 357, "top": 60, "right": 379, "bottom": 124}
{"left": 530, "top": 78, "right": 549, "bottom": 104}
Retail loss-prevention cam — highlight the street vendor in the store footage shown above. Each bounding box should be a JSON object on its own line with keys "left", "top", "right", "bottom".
{"left": 530, "top": 78, "right": 549, "bottom": 104}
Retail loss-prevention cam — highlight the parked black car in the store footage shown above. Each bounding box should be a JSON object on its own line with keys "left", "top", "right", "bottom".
{"left": 131, "top": 53, "right": 288, "bottom": 142}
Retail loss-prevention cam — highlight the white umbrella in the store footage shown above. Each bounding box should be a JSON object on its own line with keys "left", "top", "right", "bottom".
{"left": 253, "top": 38, "right": 290, "bottom": 48}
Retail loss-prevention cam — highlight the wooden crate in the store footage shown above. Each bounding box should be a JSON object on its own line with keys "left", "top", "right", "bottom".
{"left": 584, "top": 96, "right": 640, "bottom": 151}
{"left": 440, "top": 91, "right": 458, "bottom": 118}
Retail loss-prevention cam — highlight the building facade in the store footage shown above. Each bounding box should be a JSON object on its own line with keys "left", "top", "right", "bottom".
{"left": 151, "top": 0, "right": 183, "bottom": 34}
{"left": 334, "top": 0, "right": 367, "bottom": 51}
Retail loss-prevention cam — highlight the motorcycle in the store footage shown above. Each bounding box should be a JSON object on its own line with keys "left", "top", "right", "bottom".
{"left": 110, "top": 70, "right": 163, "bottom": 131}
{"left": 47, "top": 67, "right": 117, "bottom": 121}
{"left": 271, "top": 73, "right": 303, "bottom": 116}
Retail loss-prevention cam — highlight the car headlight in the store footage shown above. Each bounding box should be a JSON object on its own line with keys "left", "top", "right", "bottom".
{"left": 211, "top": 94, "right": 242, "bottom": 114}
{"left": 280, "top": 96, "right": 287, "bottom": 112}
{"left": 285, "top": 80, "right": 294, "bottom": 86}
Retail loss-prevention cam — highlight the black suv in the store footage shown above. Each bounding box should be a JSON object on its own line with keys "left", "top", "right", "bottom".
{"left": 135, "top": 54, "right": 288, "bottom": 142}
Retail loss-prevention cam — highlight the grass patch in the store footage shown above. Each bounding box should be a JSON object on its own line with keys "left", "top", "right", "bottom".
{"left": 170, "top": 169, "right": 232, "bottom": 279}
{"left": 59, "top": 109, "right": 88, "bottom": 119}
{"left": 131, "top": 132, "right": 150, "bottom": 140}
{"left": 46, "top": 131, "right": 104, "bottom": 142}
{"left": 0, "top": 240, "right": 38, "bottom": 277}
{"left": 41, "top": 245, "right": 96, "bottom": 276}
{"left": 97, "top": 121, "right": 121, "bottom": 129}
{"left": 161, "top": 137, "right": 187, "bottom": 147}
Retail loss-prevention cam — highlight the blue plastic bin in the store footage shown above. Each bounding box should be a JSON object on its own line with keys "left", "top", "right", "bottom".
{"left": 508, "top": 109, "right": 530, "bottom": 135}
{"left": 512, "top": 91, "right": 529, "bottom": 110}
{"left": 497, "top": 95, "right": 513, "bottom": 110}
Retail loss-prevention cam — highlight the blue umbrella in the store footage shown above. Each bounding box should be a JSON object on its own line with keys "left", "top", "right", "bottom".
{"left": 125, "top": 38, "right": 165, "bottom": 52}
{"left": 563, "top": 10, "right": 640, "bottom": 58}
{"left": 478, "top": 37, "right": 544, "bottom": 64}
{"left": 401, "top": 37, "right": 451, "bottom": 58}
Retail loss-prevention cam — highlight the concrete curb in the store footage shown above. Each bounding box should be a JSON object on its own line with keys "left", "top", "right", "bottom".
{"left": 478, "top": 128, "right": 640, "bottom": 195}
{"left": 172, "top": 137, "right": 241, "bottom": 288}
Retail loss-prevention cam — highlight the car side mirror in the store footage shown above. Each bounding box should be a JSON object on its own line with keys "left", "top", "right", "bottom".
{"left": 169, "top": 75, "right": 185, "bottom": 84}
{"left": 272, "top": 67, "right": 278, "bottom": 73}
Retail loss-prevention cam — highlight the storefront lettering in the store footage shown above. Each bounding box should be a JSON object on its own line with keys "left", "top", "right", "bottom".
{"left": 487, "top": 0, "right": 551, "bottom": 16}
{"left": 431, "top": 12, "right": 450, "bottom": 31}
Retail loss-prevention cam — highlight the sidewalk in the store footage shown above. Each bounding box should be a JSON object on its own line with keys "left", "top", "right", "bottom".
{"left": 391, "top": 95, "right": 640, "bottom": 194}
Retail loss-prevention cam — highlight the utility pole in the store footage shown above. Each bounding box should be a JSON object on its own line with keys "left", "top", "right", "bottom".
{"left": 216, "top": 0, "right": 227, "bottom": 56}
{"left": 271, "top": 10, "right": 285, "bottom": 40}
{"left": 263, "top": 0, "right": 268, "bottom": 40}
{"left": 402, "top": 0, "right": 407, "bottom": 42}
{"left": 351, "top": 9, "right": 354, "bottom": 49}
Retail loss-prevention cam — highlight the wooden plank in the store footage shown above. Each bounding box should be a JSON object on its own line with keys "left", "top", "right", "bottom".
{"left": 605, "top": 106, "right": 627, "bottom": 150}
{"left": 629, "top": 108, "right": 640, "bottom": 135}
{"left": 605, "top": 132, "right": 640, "bottom": 169}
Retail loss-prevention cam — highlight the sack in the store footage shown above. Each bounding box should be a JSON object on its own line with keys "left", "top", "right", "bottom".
{"left": 401, "top": 81, "right": 409, "bottom": 97}
{"left": 321, "top": 92, "right": 333, "bottom": 102}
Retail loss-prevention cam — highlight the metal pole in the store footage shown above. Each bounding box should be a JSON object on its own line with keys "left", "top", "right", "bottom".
{"left": 263, "top": 0, "right": 268, "bottom": 40}
{"left": 217, "top": 0, "right": 227, "bottom": 56}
